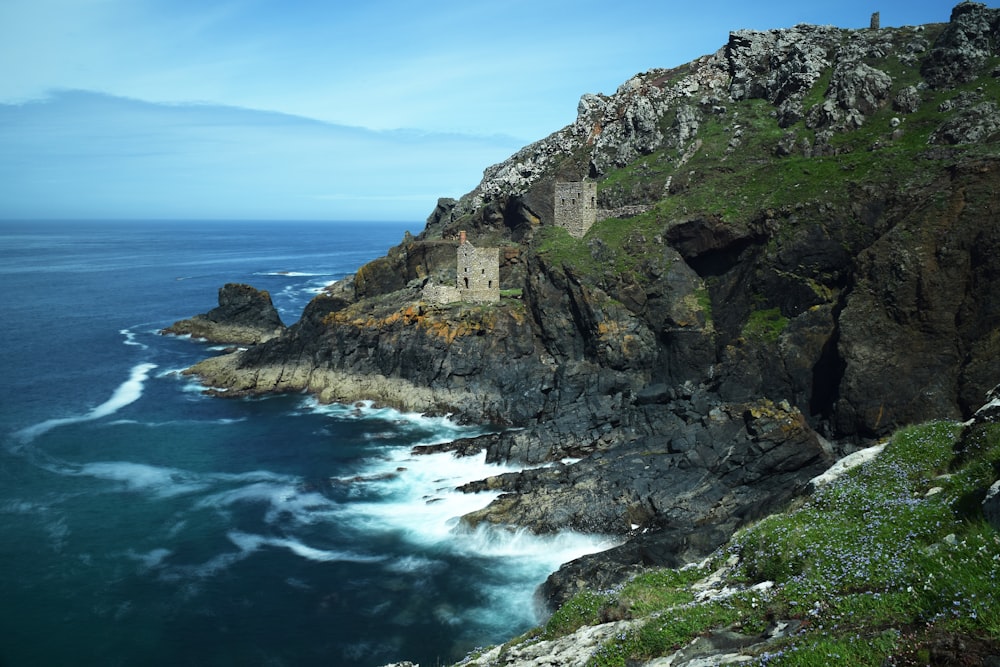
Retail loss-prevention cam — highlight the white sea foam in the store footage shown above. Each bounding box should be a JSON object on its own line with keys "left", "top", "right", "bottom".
{"left": 162, "top": 546, "right": 255, "bottom": 581}
{"left": 300, "top": 397, "right": 490, "bottom": 446}
{"left": 385, "top": 555, "right": 446, "bottom": 574}
{"left": 37, "top": 459, "right": 296, "bottom": 503}
{"left": 75, "top": 461, "right": 211, "bottom": 497}
{"left": 285, "top": 576, "right": 311, "bottom": 590}
{"left": 457, "top": 523, "right": 619, "bottom": 562}
{"left": 303, "top": 398, "right": 616, "bottom": 566}
{"left": 227, "top": 531, "right": 383, "bottom": 563}
{"left": 1, "top": 499, "right": 46, "bottom": 514}
{"left": 319, "top": 417, "right": 620, "bottom": 631}
{"left": 91, "top": 363, "right": 158, "bottom": 420}
{"left": 15, "top": 362, "right": 158, "bottom": 443}
{"left": 339, "top": 445, "right": 617, "bottom": 571}
{"left": 120, "top": 328, "right": 148, "bottom": 350}
{"left": 196, "top": 480, "right": 339, "bottom": 527}
{"left": 304, "top": 279, "right": 338, "bottom": 295}
{"left": 339, "top": 449, "right": 516, "bottom": 543}
{"left": 126, "top": 547, "right": 173, "bottom": 571}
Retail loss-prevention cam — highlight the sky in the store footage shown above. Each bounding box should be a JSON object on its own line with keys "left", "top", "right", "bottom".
{"left": 0, "top": 0, "right": 965, "bottom": 222}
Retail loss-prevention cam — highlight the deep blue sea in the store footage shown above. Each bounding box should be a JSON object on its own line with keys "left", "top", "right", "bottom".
{"left": 0, "top": 221, "right": 612, "bottom": 667}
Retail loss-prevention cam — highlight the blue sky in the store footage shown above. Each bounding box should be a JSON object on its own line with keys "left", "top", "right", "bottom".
{"left": 0, "top": 0, "right": 964, "bottom": 221}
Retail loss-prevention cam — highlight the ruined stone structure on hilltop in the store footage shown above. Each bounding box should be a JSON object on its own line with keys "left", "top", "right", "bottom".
{"left": 421, "top": 231, "right": 500, "bottom": 305}
{"left": 554, "top": 181, "right": 597, "bottom": 238}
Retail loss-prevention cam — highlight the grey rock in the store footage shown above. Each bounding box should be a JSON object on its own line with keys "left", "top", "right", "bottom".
{"left": 894, "top": 85, "right": 923, "bottom": 113}
{"left": 930, "top": 101, "right": 1000, "bottom": 144}
{"left": 922, "top": 2, "right": 1000, "bottom": 87}
{"left": 470, "top": 619, "right": 636, "bottom": 667}
{"left": 726, "top": 25, "right": 838, "bottom": 105}
{"left": 983, "top": 480, "right": 1000, "bottom": 532}
{"left": 161, "top": 282, "right": 285, "bottom": 345}
{"left": 808, "top": 62, "right": 892, "bottom": 129}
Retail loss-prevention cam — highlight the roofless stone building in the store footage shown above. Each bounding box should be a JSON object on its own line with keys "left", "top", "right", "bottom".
{"left": 554, "top": 181, "right": 597, "bottom": 238}
{"left": 421, "top": 231, "right": 500, "bottom": 305}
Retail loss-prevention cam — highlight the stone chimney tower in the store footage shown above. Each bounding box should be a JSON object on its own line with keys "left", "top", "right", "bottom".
{"left": 870, "top": 11, "right": 880, "bottom": 29}
{"left": 459, "top": 230, "right": 467, "bottom": 245}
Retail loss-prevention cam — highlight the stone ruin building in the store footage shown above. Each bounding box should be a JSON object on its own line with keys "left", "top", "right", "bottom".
{"left": 422, "top": 231, "right": 500, "bottom": 305}
{"left": 554, "top": 181, "right": 598, "bottom": 238}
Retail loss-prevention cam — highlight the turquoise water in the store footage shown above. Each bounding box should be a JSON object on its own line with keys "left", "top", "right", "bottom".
{"left": 0, "top": 221, "right": 612, "bottom": 667}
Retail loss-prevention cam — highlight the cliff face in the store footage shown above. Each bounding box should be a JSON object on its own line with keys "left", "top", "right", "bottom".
{"left": 184, "top": 3, "right": 1000, "bottom": 603}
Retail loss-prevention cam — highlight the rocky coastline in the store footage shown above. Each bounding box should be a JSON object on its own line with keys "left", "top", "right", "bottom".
{"left": 168, "top": 4, "right": 1000, "bottom": 664}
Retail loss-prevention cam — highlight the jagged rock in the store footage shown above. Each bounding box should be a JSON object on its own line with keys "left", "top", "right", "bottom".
{"left": 833, "top": 161, "right": 1000, "bottom": 436}
{"left": 973, "top": 384, "right": 1000, "bottom": 424}
{"left": 470, "top": 619, "right": 636, "bottom": 667}
{"left": 529, "top": 400, "right": 832, "bottom": 607}
{"left": 807, "top": 61, "right": 893, "bottom": 129}
{"left": 894, "top": 85, "right": 923, "bottom": 113}
{"left": 161, "top": 283, "right": 285, "bottom": 345}
{"left": 930, "top": 100, "right": 1000, "bottom": 144}
{"left": 953, "top": 383, "right": 1000, "bottom": 532}
{"left": 922, "top": 1, "right": 1000, "bottom": 87}
{"left": 727, "top": 25, "right": 837, "bottom": 105}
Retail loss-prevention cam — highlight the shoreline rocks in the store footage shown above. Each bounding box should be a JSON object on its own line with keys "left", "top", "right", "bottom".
{"left": 183, "top": 351, "right": 488, "bottom": 418}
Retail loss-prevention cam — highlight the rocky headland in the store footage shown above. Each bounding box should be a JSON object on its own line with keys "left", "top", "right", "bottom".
{"left": 170, "top": 3, "right": 1000, "bottom": 664}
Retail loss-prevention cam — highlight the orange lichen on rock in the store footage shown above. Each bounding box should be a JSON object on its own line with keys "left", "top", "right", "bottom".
{"left": 322, "top": 303, "right": 494, "bottom": 345}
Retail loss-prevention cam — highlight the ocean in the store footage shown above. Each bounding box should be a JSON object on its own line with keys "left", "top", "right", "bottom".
{"left": 0, "top": 220, "right": 613, "bottom": 667}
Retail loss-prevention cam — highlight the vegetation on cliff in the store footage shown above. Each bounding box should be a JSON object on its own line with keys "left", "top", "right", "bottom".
{"left": 461, "top": 414, "right": 1000, "bottom": 666}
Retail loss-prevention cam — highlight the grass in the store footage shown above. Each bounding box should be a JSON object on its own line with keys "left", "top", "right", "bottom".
{"left": 460, "top": 419, "right": 1000, "bottom": 667}
{"left": 742, "top": 307, "right": 790, "bottom": 343}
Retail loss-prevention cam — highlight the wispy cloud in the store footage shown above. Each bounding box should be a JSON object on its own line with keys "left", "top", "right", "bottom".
{"left": 2, "top": 0, "right": 953, "bottom": 138}
{"left": 0, "top": 91, "right": 522, "bottom": 220}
